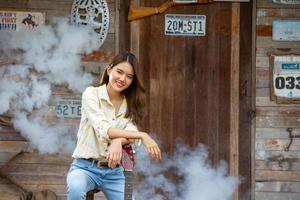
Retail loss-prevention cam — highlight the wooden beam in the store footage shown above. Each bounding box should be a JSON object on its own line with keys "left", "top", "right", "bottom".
{"left": 129, "top": 0, "right": 141, "bottom": 59}
{"left": 0, "top": 141, "right": 33, "bottom": 153}
{"left": 116, "top": 0, "right": 131, "bottom": 53}
{"left": 230, "top": 2, "right": 240, "bottom": 200}
{"left": 251, "top": 1, "right": 257, "bottom": 199}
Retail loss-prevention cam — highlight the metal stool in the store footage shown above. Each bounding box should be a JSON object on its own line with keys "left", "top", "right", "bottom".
{"left": 85, "top": 171, "right": 133, "bottom": 200}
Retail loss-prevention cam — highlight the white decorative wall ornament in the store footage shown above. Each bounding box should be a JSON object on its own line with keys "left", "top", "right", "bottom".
{"left": 71, "top": 0, "right": 109, "bottom": 47}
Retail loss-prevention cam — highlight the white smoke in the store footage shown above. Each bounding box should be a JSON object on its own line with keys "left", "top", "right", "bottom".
{"left": 13, "top": 112, "right": 76, "bottom": 154}
{"left": 135, "top": 144, "right": 239, "bottom": 200}
{"left": 0, "top": 18, "right": 100, "bottom": 153}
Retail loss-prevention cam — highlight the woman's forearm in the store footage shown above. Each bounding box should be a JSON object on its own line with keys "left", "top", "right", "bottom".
{"left": 108, "top": 128, "right": 162, "bottom": 161}
{"left": 107, "top": 128, "right": 145, "bottom": 140}
{"left": 111, "top": 137, "right": 131, "bottom": 145}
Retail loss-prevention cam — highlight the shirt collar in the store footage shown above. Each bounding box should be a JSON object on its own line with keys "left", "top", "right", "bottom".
{"left": 118, "top": 99, "right": 127, "bottom": 116}
{"left": 97, "top": 84, "right": 127, "bottom": 116}
{"left": 98, "top": 84, "right": 111, "bottom": 102}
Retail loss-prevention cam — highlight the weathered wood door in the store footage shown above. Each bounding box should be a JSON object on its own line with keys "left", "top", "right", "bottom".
{"left": 129, "top": 1, "right": 254, "bottom": 199}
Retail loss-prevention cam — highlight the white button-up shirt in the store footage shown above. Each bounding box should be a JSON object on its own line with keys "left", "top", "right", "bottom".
{"left": 72, "top": 85, "right": 140, "bottom": 161}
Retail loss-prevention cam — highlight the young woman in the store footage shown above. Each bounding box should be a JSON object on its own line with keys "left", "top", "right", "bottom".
{"left": 67, "top": 51, "right": 161, "bottom": 200}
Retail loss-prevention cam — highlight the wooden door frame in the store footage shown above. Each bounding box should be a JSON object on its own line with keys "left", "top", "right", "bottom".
{"left": 251, "top": 1, "right": 257, "bottom": 200}
{"left": 127, "top": 1, "right": 256, "bottom": 200}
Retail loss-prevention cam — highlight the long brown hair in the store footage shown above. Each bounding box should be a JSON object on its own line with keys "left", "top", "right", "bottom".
{"left": 96, "top": 51, "right": 145, "bottom": 125}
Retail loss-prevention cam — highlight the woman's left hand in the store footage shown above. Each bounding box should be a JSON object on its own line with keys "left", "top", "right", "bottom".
{"left": 106, "top": 138, "right": 123, "bottom": 168}
{"left": 140, "top": 132, "right": 162, "bottom": 161}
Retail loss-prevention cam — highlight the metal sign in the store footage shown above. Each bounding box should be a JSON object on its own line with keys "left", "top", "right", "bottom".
{"left": 165, "top": 14, "right": 206, "bottom": 36}
{"left": 71, "top": 0, "right": 109, "bottom": 47}
{"left": 56, "top": 99, "right": 81, "bottom": 118}
{"left": 273, "top": 20, "right": 300, "bottom": 41}
{"left": 272, "top": 55, "right": 300, "bottom": 98}
{"left": 273, "top": 0, "right": 300, "bottom": 4}
{"left": 0, "top": 11, "right": 45, "bottom": 31}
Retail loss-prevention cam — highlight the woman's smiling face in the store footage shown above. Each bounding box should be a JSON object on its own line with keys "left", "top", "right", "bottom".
{"left": 107, "top": 61, "right": 134, "bottom": 93}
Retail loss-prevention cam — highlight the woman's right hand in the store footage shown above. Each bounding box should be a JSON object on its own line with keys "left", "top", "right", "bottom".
{"left": 106, "top": 138, "right": 122, "bottom": 168}
{"left": 140, "top": 132, "right": 162, "bottom": 161}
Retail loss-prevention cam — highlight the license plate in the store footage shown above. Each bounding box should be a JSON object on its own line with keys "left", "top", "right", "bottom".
{"left": 273, "top": 74, "right": 300, "bottom": 98}
{"left": 273, "top": 20, "right": 300, "bottom": 41}
{"left": 273, "top": 0, "right": 300, "bottom": 4}
{"left": 56, "top": 99, "right": 81, "bottom": 118}
{"left": 165, "top": 14, "right": 206, "bottom": 36}
{"left": 273, "top": 55, "right": 300, "bottom": 98}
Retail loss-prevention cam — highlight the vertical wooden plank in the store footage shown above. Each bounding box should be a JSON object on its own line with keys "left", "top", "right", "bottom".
{"left": 129, "top": 0, "right": 144, "bottom": 131}
{"left": 151, "top": 1, "right": 176, "bottom": 152}
{"left": 193, "top": 3, "right": 209, "bottom": 151}
{"left": 130, "top": 0, "right": 141, "bottom": 61}
{"left": 115, "top": 0, "right": 120, "bottom": 54}
{"left": 117, "top": 0, "right": 131, "bottom": 53}
{"left": 238, "top": 1, "right": 255, "bottom": 200}
{"left": 230, "top": 3, "right": 240, "bottom": 200}
{"left": 215, "top": 3, "right": 231, "bottom": 164}
{"left": 251, "top": 1, "right": 257, "bottom": 200}
{"left": 207, "top": 3, "right": 220, "bottom": 163}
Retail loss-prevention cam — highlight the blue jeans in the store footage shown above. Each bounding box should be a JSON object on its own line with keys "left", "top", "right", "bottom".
{"left": 66, "top": 159, "right": 125, "bottom": 200}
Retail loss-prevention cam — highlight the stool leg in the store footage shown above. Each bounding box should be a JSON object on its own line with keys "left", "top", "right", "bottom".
{"left": 86, "top": 191, "right": 94, "bottom": 200}
{"left": 124, "top": 171, "right": 133, "bottom": 200}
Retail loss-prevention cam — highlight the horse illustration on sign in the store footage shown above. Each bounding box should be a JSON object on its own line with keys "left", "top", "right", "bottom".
{"left": 22, "top": 14, "right": 39, "bottom": 28}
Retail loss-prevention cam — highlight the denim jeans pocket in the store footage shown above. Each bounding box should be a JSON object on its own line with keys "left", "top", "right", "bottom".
{"left": 110, "top": 166, "right": 125, "bottom": 176}
{"left": 71, "top": 159, "right": 91, "bottom": 170}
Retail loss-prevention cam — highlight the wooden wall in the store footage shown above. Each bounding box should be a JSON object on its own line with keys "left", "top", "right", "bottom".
{"left": 255, "top": 0, "right": 300, "bottom": 200}
{"left": 0, "top": 0, "right": 124, "bottom": 199}
{"left": 3, "top": 0, "right": 300, "bottom": 200}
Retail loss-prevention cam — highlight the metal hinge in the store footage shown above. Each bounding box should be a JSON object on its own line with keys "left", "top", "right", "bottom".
{"left": 240, "top": 80, "right": 248, "bottom": 97}
{"left": 248, "top": 109, "right": 256, "bottom": 120}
